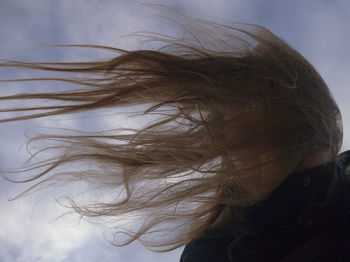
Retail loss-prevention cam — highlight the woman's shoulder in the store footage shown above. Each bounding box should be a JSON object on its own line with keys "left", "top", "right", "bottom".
{"left": 179, "top": 227, "right": 235, "bottom": 262}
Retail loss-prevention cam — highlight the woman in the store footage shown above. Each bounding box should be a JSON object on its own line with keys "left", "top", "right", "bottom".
{"left": 1, "top": 8, "right": 349, "bottom": 261}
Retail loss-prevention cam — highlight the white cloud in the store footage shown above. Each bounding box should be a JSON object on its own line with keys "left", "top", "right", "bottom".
{"left": 0, "top": 188, "right": 183, "bottom": 262}
{"left": 0, "top": 192, "right": 93, "bottom": 262}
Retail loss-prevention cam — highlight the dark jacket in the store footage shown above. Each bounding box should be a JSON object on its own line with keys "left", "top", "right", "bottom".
{"left": 180, "top": 150, "right": 350, "bottom": 261}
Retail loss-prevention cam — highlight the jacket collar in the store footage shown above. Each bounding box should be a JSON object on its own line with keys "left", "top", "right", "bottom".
{"left": 244, "top": 150, "right": 349, "bottom": 238}
{"left": 225, "top": 150, "right": 350, "bottom": 261}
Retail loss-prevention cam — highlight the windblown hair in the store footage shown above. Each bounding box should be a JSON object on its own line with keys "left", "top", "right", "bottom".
{"left": 0, "top": 9, "right": 343, "bottom": 252}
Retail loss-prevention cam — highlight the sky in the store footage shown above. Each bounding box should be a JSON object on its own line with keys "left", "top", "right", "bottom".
{"left": 0, "top": 0, "right": 350, "bottom": 261}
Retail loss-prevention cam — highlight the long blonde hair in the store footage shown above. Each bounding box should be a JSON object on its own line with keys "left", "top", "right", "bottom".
{"left": 0, "top": 8, "right": 343, "bottom": 252}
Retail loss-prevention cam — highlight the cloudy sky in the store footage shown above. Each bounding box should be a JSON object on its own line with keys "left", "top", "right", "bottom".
{"left": 0, "top": 0, "right": 350, "bottom": 261}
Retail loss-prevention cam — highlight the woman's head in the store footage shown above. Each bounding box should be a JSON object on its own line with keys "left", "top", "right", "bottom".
{"left": 0, "top": 10, "right": 343, "bottom": 251}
